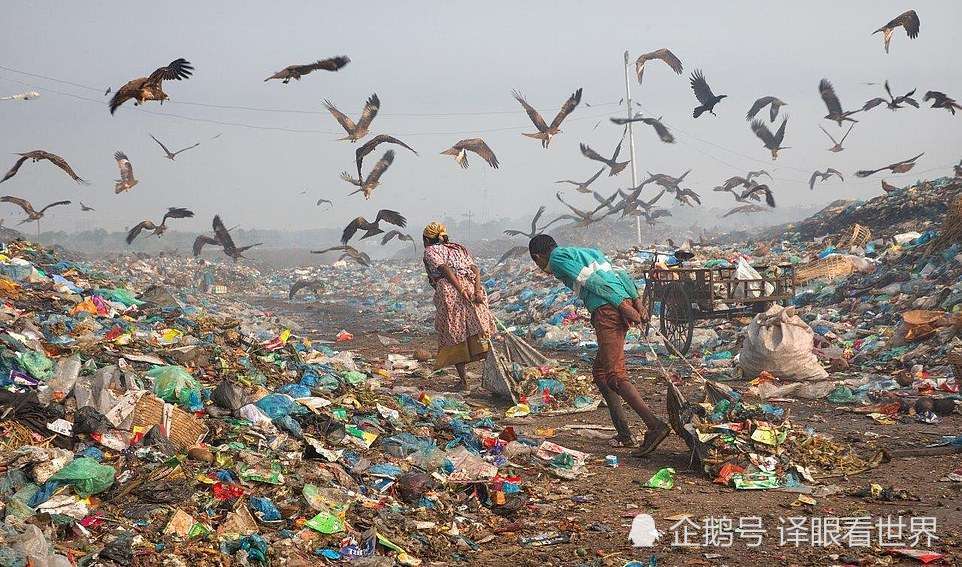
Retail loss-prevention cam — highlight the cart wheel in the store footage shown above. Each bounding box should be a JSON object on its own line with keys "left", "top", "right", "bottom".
{"left": 660, "top": 282, "right": 693, "bottom": 355}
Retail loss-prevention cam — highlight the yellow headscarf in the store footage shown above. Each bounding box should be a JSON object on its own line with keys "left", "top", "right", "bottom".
{"left": 423, "top": 222, "right": 447, "bottom": 240}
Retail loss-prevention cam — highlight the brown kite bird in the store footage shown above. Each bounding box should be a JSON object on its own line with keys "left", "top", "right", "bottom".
{"left": 265, "top": 56, "right": 349, "bottom": 83}
{"left": 610, "top": 114, "right": 674, "bottom": 143}
{"left": 746, "top": 96, "right": 788, "bottom": 122}
{"left": 1, "top": 150, "right": 88, "bottom": 185}
{"left": 923, "top": 91, "right": 961, "bottom": 115}
{"left": 512, "top": 88, "right": 582, "bottom": 148}
{"left": 109, "top": 58, "right": 194, "bottom": 114}
{"left": 441, "top": 139, "right": 499, "bottom": 169}
{"left": 855, "top": 153, "right": 924, "bottom": 178}
{"left": 750, "top": 118, "right": 789, "bottom": 160}
{"left": 207, "top": 215, "right": 262, "bottom": 261}
{"left": 809, "top": 169, "right": 844, "bottom": 190}
{"left": 580, "top": 140, "right": 629, "bottom": 176}
{"left": 819, "top": 124, "right": 854, "bottom": 152}
{"left": 324, "top": 94, "right": 380, "bottom": 142}
{"left": 149, "top": 134, "right": 200, "bottom": 160}
{"left": 340, "top": 150, "right": 395, "bottom": 199}
{"left": 310, "top": 245, "right": 371, "bottom": 267}
{"left": 126, "top": 207, "right": 194, "bottom": 244}
{"left": 819, "top": 79, "right": 860, "bottom": 126}
{"left": 873, "top": 10, "right": 920, "bottom": 54}
{"left": 355, "top": 135, "right": 416, "bottom": 178}
{"left": 555, "top": 168, "right": 605, "bottom": 193}
{"left": 113, "top": 152, "right": 138, "bottom": 193}
{"left": 634, "top": 49, "right": 683, "bottom": 84}
{"left": 340, "top": 209, "right": 407, "bottom": 245}
{"left": 1, "top": 196, "right": 71, "bottom": 224}
{"left": 723, "top": 204, "right": 771, "bottom": 218}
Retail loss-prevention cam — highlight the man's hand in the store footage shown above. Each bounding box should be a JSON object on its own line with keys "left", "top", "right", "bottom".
{"left": 618, "top": 299, "right": 643, "bottom": 325}
{"left": 633, "top": 296, "right": 650, "bottom": 323}
{"left": 473, "top": 283, "right": 486, "bottom": 304}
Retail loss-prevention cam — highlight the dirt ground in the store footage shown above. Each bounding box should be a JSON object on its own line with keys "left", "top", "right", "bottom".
{"left": 254, "top": 297, "right": 962, "bottom": 567}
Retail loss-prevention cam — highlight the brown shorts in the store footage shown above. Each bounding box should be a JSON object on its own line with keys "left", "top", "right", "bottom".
{"left": 590, "top": 305, "right": 629, "bottom": 388}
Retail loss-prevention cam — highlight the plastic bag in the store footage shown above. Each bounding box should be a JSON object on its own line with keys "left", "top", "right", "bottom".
{"left": 149, "top": 365, "right": 202, "bottom": 411}
{"left": 738, "top": 305, "right": 828, "bottom": 382}
{"left": 255, "top": 393, "right": 296, "bottom": 419}
{"left": 49, "top": 457, "right": 115, "bottom": 496}
{"left": 93, "top": 287, "right": 144, "bottom": 307}
{"left": 39, "top": 354, "right": 81, "bottom": 404}
{"left": 248, "top": 496, "right": 281, "bottom": 522}
{"left": 211, "top": 379, "right": 244, "bottom": 412}
{"left": 20, "top": 351, "right": 53, "bottom": 380}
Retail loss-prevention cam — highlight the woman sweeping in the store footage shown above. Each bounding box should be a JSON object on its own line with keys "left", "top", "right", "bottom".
{"left": 422, "top": 222, "right": 495, "bottom": 390}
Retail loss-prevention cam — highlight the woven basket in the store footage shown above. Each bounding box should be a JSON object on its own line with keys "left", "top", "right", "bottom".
{"left": 836, "top": 224, "right": 872, "bottom": 250}
{"left": 948, "top": 348, "right": 962, "bottom": 380}
{"left": 795, "top": 256, "right": 855, "bottom": 284}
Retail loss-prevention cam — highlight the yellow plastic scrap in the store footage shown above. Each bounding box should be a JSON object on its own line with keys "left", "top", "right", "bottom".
{"left": 0, "top": 276, "right": 19, "bottom": 298}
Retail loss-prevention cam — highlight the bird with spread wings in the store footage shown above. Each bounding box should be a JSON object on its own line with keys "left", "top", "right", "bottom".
{"left": 580, "top": 139, "right": 629, "bottom": 176}
{"left": 855, "top": 153, "right": 924, "bottom": 178}
{"left": 1, "top": 196, "right": 71, "bottom": 224}
{"left": 265, "top": 56, "right": 349, "bottom": 83}
{"left": 750, "top": 118, "right": 789, "bottom": 160}
{"left": 543, "top": 191, "right": 619, "bottom": 229}
{"left": 723, "top": 204, "right": 771, "bottom": 218}
{"left": 311, "top": 245, "right": 371, "bottom": 267}
{"left": 504, "top": 206, "right": 547, "bottom": 239}
{"left": 340, "top": 210, "right": 407, "bottom": 245}
{"left": 690, "top": 69, "right": 726, "bottom": 118}
{"left": 861, "top": 81, "right": 919, "bottom": 112}
{"left": 819, "top": 79, "right": 860, "bottom": 126}
{"left": 201, "top": 215, "right": 262, "bottom": 261}
{"left": 923, "top": 91, "right": 962, "bottom": 115}
{"left": 324, "top": 94, "right": 380, "bottom": 142}
{"left": 819, "top": 124, "right": 855, "bottom": 152}
{"left": 440, "top": 139, "right": 499, "bottom": 169}
{"left": 1, "top": 150, "right": 88, "bottom": 185}
{"left": 355, "top": 135, "right": 416, "bottom": 178}
{"left": 113, "top": 152, "right": 138, "bottom": 193}
{"left": 555, "top": 168, "right": 605, "bottom": 193}
{"left": 149, "top": 134, "right": 200, "bottom": 160}
{"left": 109, "top": 58, "right": 193, "bottom": 114}
{"left": 340, "top": 150, "right": 395, "bottom": 199}
{"left": 634, "top": 49, "right": 683, "bottom": 84}
{"left": 873, "top": 9, "right": 920, "bottom": 54}
{"left": 610, "top": 114, "right": 674, "bottom": 143}
{"left": 512, "top": 88, "right": 582, "bottom": 148}
{"left": 126, "top": 207, "right": 194, "bottom": 244}
{"left": 746, "top": 96, "right": 788, "bottom": 122}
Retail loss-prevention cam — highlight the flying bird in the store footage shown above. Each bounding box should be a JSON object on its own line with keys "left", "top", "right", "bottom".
{"left": 555, "top": 168, "right": 606, "bottom": 193}
{"left": 79, "top": 202, "right": 95, "bottom": 211}
{"left": 639, "top": 209, "right": 672, "bottom": 226}
{"left": 819, "top": 124, "right": 854, "bottom": 152}
{"left": 355, "top": 135, "right": 416, "bottom": 178}
{"left": 861, "top": 154, "right": 925, "bottom": 178}
{"left": 211, "top": 215, "right": 261, "bottom": 261}
{"left": 610, "top": 114, "right": 674, "bottom": 143}
{"left": 673, "top": 187, "right": 703, "bottom": 207}
{"left": 192, "top": 235, "right": 220, "bottom": 257}
{"left": 881, "top": 179, "right": 900, "bottom": 193}
{"left": 289, "top": 279, "right": 325, "bottom": 300}
{"left": 614, "top": 188, "right": 666, "bottom": 219}
{"left": 0, "top": 196, "right": 71, "bottom": 224}
{"left": 923, "top": 91, "right": 962, "bottom": 115}
{"left": 543, "top": 191, "right": 619, "bottom": 229}
{"left": 723, "top": 204, "right": 771, "bottom": 218}
{"left": 750, "top": 118, "right": 789, "bottom": 160}
{"left": 690, "top": 69, "right": 727, "bottom": 118}
{"left": 109, "top": 58, "right": 194, "bottom": 114}
{"left": 1, "top": 150, "right": 88, "bottom": 185}
{"left": 861, "top": 81, "right": 919, "bottom": 111}
{"left": 113, "top": 152, "right": 138, "bottom": 193}
{"left": 126, "top": 207, "right": 194, "bottom": 244}
{"left": 718, "top": 183, "right": 775, "bottom": 207}
{"left": 819, "top": 79, "right": 860, "bottom": 126}
{"left": 579, "top": 141, "right": 629, "bottom": 176}
{"left": 855, "top": 153, "right": 924, "bottom": 178}
{"left": 441, "top": 139, "right": 499, "bottom": 169}
{"left": 873, "top": 10, "right": 920, "bottom": 54}
{"left": 634, "top": 49, "right": 683, "bottom": 84}
{"left": 808, "top": 169, "right": 844, "bottom": 191}
{"left": 512, "top": 88, "right": 582, "bottom": 148}
{"left": 265, "top": 56, "right": 349, "bottom": 83}
{"left": 340, "top": 150, "right": 395, "bottom": 199}
{"left": 643, "top": 170, "right": 692, "bottom": 192}
{"left": 311, "top": 245, "right": 371, "bottom": 267}
{"left": 380, "top": 230, "right": 415, "bottom": 246}
{"left": 746, "top": 170, "right": 771, "bottom": 182}
{"left": 340, "top": 209, "right": 407, "bottom": 245}
{"left": 316, "top": 198, "right": 333, "bottom": 208}
{"left": 504, "top": 206, "right": 547, "bottom": 239}
{"left": 745, "top": 96, "right": 787, "bottom": 122}
{"left": 324, "top": 94, "right": 380, "bottom": 142}
{"left": 149, "top": 134, "right": 200, "bottom": 160}
{"left": 496, "top": 245, "right": 529, "bottom": 266}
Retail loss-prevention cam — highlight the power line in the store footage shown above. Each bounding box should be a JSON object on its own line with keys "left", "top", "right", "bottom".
{"left": 0, "top": 63, "right": 621, "bottom": 118}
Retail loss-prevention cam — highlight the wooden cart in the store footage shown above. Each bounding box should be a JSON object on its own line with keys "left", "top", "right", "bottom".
{"left": 642, "top": 263, "right": 796, "bottom": 355}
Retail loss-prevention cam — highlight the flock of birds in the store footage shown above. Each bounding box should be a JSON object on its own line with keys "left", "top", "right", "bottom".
{"left": 2, "top": 9, "right": 960, "bottom": 268}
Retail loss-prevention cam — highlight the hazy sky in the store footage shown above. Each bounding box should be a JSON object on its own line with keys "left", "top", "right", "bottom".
{"left": 2, "top": 1, "right": 960, "bottom": 239}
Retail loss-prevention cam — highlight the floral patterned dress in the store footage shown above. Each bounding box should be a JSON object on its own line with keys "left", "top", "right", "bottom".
{"left": 423, "top": 243, "right": 496, "bottom": 368}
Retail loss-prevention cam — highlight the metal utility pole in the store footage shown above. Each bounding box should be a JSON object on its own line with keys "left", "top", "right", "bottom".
{"left": 623, "top": 50, "right": 642, "bottom": 245}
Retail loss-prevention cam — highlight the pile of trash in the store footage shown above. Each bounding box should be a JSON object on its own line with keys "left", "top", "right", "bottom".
{"left": 0, "top": 239, "right": 591, "bottom": 565}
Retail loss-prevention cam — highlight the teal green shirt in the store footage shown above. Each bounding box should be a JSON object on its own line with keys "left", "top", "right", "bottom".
{"left": 548, "top": 246, "right": 639, "bottom": 313}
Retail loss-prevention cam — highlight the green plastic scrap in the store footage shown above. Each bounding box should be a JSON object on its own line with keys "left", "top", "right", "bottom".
{"left": 342, "top": 370, "right": 367, "bottom": 385}
{"left": 644, "top": 467, "right": 675, "bottom": 490}
{"left": 237, "top": 461, "right": 285, "bottom": 485}
{"left": 19, "top": 351, "right": 53, "bottom": 380}
{"left": 305, "top": 511, "right": 344, "bottom": 534}
{"left": 93, "top": 288, "right": 144, "bottom": 307}
{"left": 49, "top": 457, "right": 115, "bottom": 496}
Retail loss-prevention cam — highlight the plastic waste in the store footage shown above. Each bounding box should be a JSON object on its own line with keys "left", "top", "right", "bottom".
{"left": 149, "top": 365, "right": 203, "bottom": 411}
{"left": 644, "top": 468, "right": 675, "bottom": 489}
{"left": 49, "top": 457, "right": 115, "bottom": 496}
